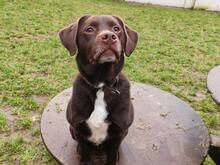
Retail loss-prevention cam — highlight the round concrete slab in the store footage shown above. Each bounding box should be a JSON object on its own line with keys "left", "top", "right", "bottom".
{"left": 207, "top": 65, "right": 220, "bottom": 105}
{"left": 41, "top": 82, "right": 210, "bottom": 165}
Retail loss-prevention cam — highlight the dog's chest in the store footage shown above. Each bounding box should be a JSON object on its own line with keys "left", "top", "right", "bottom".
{"left": 86, "top": 88, "right": 109, "bottom": 145}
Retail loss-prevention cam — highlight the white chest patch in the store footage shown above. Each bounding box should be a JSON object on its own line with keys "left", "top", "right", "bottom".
{"left": 86, "top": 87, "right": 109, "bottom": 145}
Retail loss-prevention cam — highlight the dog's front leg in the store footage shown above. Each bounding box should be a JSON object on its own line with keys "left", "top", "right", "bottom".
{"left": 106, "top": 150, "right": 118, "bottom": 165}
{"left": 77, "top": 138, "right": 92, "bottom": 165}
{"left": 105, "top": 137, "right": 122, "bottom": 165}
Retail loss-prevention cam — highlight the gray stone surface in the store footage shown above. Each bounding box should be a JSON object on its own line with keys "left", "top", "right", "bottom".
{"left": 41, "top": 82, "right": 210, "bottom": 165}
{"left": 207, "top": 65, "right": 220, "bottom": 105}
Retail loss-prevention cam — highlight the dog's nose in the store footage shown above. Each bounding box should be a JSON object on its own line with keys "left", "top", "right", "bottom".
{"left": 100, "top": 32, "right": 117, "bottom": 44}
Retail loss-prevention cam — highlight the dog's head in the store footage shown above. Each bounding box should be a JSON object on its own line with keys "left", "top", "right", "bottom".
{"left": 59, "top": 15, "right": 138, "bottom": 64}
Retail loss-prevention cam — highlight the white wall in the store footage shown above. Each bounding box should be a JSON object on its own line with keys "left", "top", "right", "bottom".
{"left": 194, "top": 0, "right": 220, "bottom": 11}
{"left": 147, "top": 0, "right": 185, "bottom": 8}
{"left": 125, "top": 0, "right": 194, "bottom": 8}
{"left": 125, "top": 0, "right": 220, "bottom": 11}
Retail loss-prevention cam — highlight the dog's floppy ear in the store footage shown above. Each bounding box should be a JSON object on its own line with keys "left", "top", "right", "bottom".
{"left": 113, "top": 16, "right": 138, "bottom": 56}
{"left": 59, "top": 22, "right": 78, "bottom": 56}
{"left": 59, "top": 15, "right": 91, "bottom": 56}
{"left": 124, "top": 25, "right": 138, "bottom": 56}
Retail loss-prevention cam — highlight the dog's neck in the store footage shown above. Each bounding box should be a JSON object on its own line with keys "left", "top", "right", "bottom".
{"left": 76, "top": 54, "right": 124, "bottom": 88}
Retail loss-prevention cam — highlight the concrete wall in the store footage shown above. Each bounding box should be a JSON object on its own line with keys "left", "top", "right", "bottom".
{"left": 125, "top": 0, "right": 220, "bottom": 11}
{"left": 194, "top": 0, "right": 220, "bottom": 11}
{"left": 126, "top": 0, "right": 185, "bottom": 8}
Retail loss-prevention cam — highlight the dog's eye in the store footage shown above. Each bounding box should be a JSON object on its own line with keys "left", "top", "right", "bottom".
{"left": 113, "top": 26, "right": 120, "bottom": 32}
{"left": 85, "top": 27, "right": 94, "bottom": 33}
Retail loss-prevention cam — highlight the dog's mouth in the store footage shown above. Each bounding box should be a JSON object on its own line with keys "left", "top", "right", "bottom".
{"left": 98, "top": 49, "right": 117, "bottom": 64}
{"left": 91, "top": 47, "right": 121, "bottom": 64}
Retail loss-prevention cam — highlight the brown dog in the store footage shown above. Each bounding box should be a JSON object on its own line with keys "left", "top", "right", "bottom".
{"left": 59, "top": 15, "right": 138, "bottom": 165}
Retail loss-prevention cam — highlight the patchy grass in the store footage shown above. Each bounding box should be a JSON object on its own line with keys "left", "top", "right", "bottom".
{"left": 0, "top": 113, "right": 8, "bottom": 132}
{"left": 0, "top": 137, "right": 55, "bottom": 164}
{"left": 15, "top": 117, "right": 32, "bottom": 130}
{"left": 0, "top": 0, "right": 219, "bottom": 164}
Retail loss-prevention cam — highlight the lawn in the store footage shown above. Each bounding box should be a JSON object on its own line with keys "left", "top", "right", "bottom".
{"left": 0, "top": 0, "right": 219, "bottom": 164}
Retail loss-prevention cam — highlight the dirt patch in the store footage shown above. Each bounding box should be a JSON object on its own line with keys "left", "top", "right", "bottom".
{"left": 1, "top": 129, "right": 34, "bottom": 141}
{"left": 194, "top": 91, "right": 207, "bottom": 101}
{"left": 10, "top": 33, "right": 52, "bottom": 43}
{"left": 0, "top": 106, "right": 41, "bottom": 141}
{"left": 0, "top": 106, "right": 18, "bottom": 124}
{"left": 29, "top": 111, "right": 41, "bottom": 123}
{"left": 33, "top": 95, "right": 49, "bottom": 105}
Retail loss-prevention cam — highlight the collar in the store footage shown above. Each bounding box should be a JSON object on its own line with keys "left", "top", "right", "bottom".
{"left": 80, "top": 75, "right": 120, "bottom": 95}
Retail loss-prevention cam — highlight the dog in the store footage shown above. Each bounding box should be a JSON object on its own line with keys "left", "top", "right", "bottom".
{"left": 59, "top": 15, "right": 138, "bottom": 165}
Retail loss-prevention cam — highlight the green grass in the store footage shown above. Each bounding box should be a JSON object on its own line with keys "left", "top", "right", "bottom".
{"left": 0, "top": 137, "right": 55, "bottom": 164}
{"left": 0, "top": 0, "right": 219, "bottom": 164}
{"left": 0, "top": 113, "right": 8, "bottom": 132}
{"left": 16, "top": 117, "right": 32, "bottom": 130}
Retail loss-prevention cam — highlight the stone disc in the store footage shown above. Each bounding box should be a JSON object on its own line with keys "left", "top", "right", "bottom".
{"left": 41, "top": 82, "right": 210, "bottom": 165}
{"left": 207, "top": 65, "right": 220, "bottom": 105}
